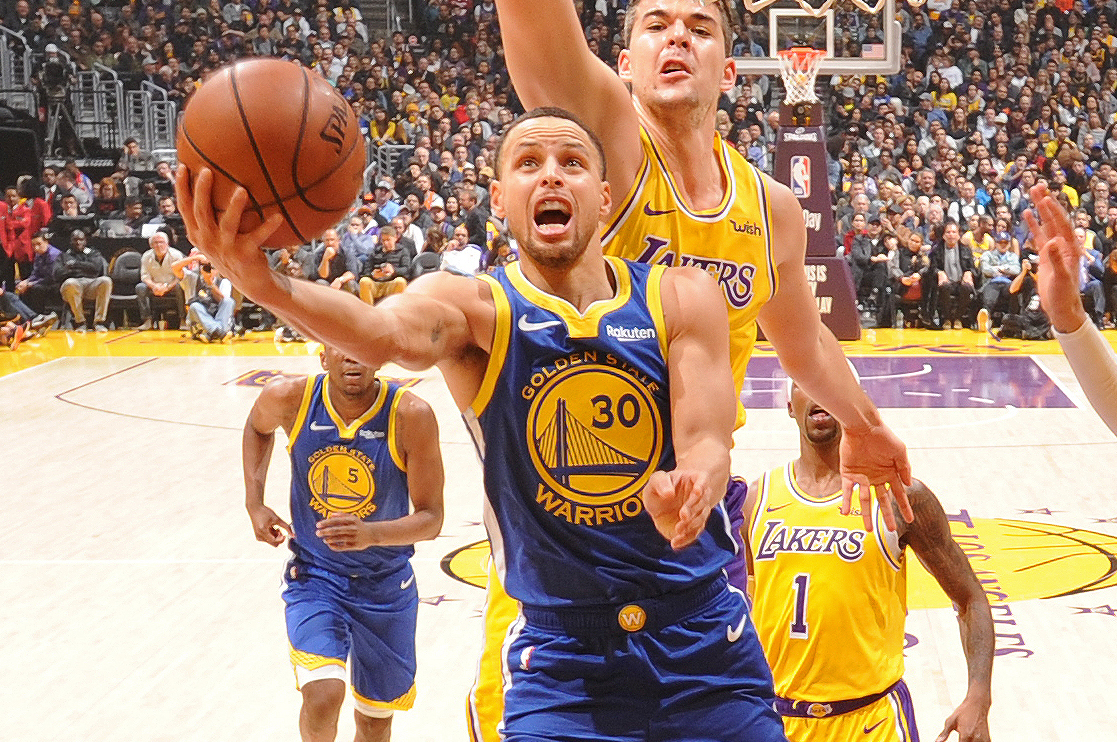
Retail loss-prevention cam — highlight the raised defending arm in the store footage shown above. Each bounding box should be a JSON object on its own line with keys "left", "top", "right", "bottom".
{"left": 757, "top": 181, "right": 913, "bottom": 531}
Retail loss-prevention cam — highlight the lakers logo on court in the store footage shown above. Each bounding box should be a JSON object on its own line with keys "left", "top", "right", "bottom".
{"left": 523, "top": 361, "right": 662, "bottom": 526}
{"left": 306, "top": 445, "right": 377, "bottom": 518}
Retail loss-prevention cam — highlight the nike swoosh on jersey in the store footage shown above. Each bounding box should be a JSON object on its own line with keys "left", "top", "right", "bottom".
{"left": 863, "top": 719, "right": 886, "bottom": 734}
{"left": 643, "top": 202, "right": 676, "bottom": 216}
{"left": 517, "top": 315, "right": 563, "bottom": 332}
{"left": 400, "top": 574, "right": 415, "bottom": 590}
{"left": 765, "top": 502, "right": 791, "bottom": 513}
{"left": 309, "top": 422, "right": 333, "bottom": 432}
{"left": 727, "top": 614, "right": 747, "bottom": 643}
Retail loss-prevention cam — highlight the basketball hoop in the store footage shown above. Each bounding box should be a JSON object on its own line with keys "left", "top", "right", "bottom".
{"left": 777, "top": 46, "right": 827, "bottom": 105}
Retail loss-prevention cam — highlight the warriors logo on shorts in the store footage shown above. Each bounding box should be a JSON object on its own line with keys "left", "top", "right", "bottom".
{"left": 306, "top": 445, "right": 378, "bottom": 518}
{"left": 526, "top": 362, "right": 662, "bottom": 526}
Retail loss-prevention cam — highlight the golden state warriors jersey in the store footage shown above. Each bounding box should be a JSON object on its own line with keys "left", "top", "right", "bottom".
{"left": 464, "top": 257, "right": 736, "bottom": 608}
{"left": 287, "top": 375, "right": 412, "bottom": 578}
{"left": 602, "top": 128, "right": 779, "bottom": 428}
{"left": 748, "top": 463, "right": 907, "bottom": 701}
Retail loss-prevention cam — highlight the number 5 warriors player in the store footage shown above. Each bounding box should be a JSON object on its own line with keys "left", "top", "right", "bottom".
{"left": 183, "top": 108, "right": 788, "bottom": 742}
{"left": 242, "top": 346, "right": 445, "bottom": 742}
{"left": 744, "top": 380, "right": 994, "bottom": 742}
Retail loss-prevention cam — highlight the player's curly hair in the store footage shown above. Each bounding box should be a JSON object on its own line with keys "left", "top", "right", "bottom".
{"left": 622, "top": 0, "right": 738, "bottom": 56}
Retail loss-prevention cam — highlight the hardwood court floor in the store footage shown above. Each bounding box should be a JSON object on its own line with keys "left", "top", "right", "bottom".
{"left": 2, "top": 327, "right": 1115, "bottom": 741}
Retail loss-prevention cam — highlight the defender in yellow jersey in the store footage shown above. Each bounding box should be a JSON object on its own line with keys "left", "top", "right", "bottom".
{"left": 745, "top": 381, "right": 994, "bottom": 742}
{"left": 602, "top": 126, "right": 777, "bottom": 428}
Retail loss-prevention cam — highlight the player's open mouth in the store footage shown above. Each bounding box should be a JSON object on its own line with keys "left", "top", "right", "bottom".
{"left": 808, "top": 405, "right": 832, "bottom": 421}
{"left": 659, "top": 59, "right": 692, "bottom": 78}
{"left": 533, "top": 199, "right": 572, "bottom": 236}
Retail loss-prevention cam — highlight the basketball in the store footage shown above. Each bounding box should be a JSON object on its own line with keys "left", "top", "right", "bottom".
{"left": 176, "top": 58, "right": 366, "bottom": 248}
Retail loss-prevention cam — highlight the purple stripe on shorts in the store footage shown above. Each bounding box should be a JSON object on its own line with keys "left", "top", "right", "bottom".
{"left": 891, "top": 679, "right": 920, "bottom": 742}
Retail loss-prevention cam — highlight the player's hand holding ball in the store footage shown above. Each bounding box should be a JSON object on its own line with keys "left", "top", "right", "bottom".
{"left": 175, "top": 58, "right": 366, "bottom": 296}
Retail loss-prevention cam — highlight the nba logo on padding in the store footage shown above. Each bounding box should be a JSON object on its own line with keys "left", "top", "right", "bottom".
{"left": 790, "top": 156, "right": 810, "bottom": 198}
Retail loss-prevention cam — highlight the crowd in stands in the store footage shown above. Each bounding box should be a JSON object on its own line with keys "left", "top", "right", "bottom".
{"left": 3, "top": 0, "right": 1117, "bottom": 344}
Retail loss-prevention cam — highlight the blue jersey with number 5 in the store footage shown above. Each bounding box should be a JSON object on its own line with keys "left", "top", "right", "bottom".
{"left": 286, "top": 374, "right": 412, "bottom": 579}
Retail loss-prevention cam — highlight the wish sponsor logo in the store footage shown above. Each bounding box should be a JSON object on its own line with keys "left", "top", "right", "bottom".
{"left": 605, "top": 324, "right": 657, "bottom": 342}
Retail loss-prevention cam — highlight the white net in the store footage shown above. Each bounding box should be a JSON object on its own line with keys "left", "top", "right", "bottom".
{"left": 776, "top": 47, "right": 826, "bottom": 104}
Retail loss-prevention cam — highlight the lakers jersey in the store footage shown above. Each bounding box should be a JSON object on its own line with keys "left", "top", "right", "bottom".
{"left": 465, "top": 257, "right": 735, "bottom": 608}
{"left": 602, "top": 127, "right": 779, "bottom": 428}
{"left": 287, "top": 374, "right": 412, "bottom": 579}
{"left": 748, "top": 463, "right": 907, "bottom": 701}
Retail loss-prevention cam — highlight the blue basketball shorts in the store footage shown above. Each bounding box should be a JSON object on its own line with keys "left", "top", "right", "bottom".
{"left": 501, "top": 575, "right": 788, "bottom": 742}
{"left": 282, "top": 560, "right": 418, "bottom": 717}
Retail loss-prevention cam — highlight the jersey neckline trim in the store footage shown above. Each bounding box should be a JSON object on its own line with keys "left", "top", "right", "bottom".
{"left": 504, "top": 257, "right": 631, "bottom": 338}
{"left": 322, "top": 374, "right": 388, "bottom": 440}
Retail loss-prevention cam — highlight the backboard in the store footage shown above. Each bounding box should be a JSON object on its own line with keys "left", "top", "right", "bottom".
{"left": 732, "top": 0, "right": 903, "bottom": 76}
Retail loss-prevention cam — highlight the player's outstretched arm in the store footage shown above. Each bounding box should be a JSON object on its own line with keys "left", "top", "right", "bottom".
{"left": 316, "top": 392, "right": 445, "bottom": 551}
{"left": 176, "top": 166, "right": 483, "bottom": 373}
{"left": 242, "top": 377, "right": 302, "bottom": 547}
{"left": 898, "top": 481, "right": 993, "bottom": 742}
{"left": 757, "top": 182, "right": 912, "bottom": 532}
{"left": 1025, "top": 183, "right": 1117, "bottom": 435}
{"left": 493, "top": 0, "right": 643, "bottom": 197}
{"left": 642, "top": 267, "right": 735, "bottom": 550}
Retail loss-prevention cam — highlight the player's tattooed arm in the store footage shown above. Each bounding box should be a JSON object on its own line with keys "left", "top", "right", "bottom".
{"left": 897, "top": 481, "right": 993, "bottom": 742}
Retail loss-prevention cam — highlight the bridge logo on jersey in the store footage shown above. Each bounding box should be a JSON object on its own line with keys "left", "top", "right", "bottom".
{"left": 754, "top": 519, "right": 867, "bottom": 562}
{"left": 305, "top": 445, "right": 378, "bottom": 518}
{"left": 523, "top": 356, "right": 663, "bottom": 527}
{"left": 635, "top": 236, "right": 757, "bottom": 309}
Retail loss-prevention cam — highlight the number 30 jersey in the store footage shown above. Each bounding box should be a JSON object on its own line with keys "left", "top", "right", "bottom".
{"left": 465, "top": 257, "right": 735, "bottom": 608}
{"left": 748, "top": 462, "right": 907, "bottom": 701}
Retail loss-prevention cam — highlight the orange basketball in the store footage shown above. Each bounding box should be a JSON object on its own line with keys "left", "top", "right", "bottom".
{"left": 177, "top": 58, "right": 366, "bottom": 248}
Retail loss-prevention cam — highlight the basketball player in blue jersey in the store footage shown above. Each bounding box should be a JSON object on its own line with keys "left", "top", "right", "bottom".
{"left": 478, "top": 3, "right": 912, "bottom": 736}
{"left": 242, "top": 346, "right": 445, "bottom": 742}
{"left": 745, "top": 380, "right": 993, "bottom": 742}
{"left": 493, "top": 0, "right": 912, "bottom": 524}
{"left": 181, "top": 108, "right": 788, "bottom": 741}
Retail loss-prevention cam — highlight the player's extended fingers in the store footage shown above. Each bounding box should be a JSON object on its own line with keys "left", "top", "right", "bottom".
{"left": 189, "top": 166, "right": 216, "bottom": 234}
{"left": 860, "top": 484, "right": 875, "bottom": 533}
{"left": 1022, "top": 207, "right": 1044, "bottom": 247}
{"left": 840, "top": 479, "right": 855, "bottom": 516}
{"left": 174, "top": 165, "right": 196, "bottom": 231}
{"left": 1036, "top": 193, "right": 1076, "bottom": 247}
{"left": 891, "top": 475, "right": 914, "bottom": 524}
{"left": 875, "top": 484, "right": 899, "bottom": 533}
{"left": 935, "top": 713, "right": 959, "bottom": 742}
{"left": 218, "top": 186, "right": 250, "bottom": 237}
